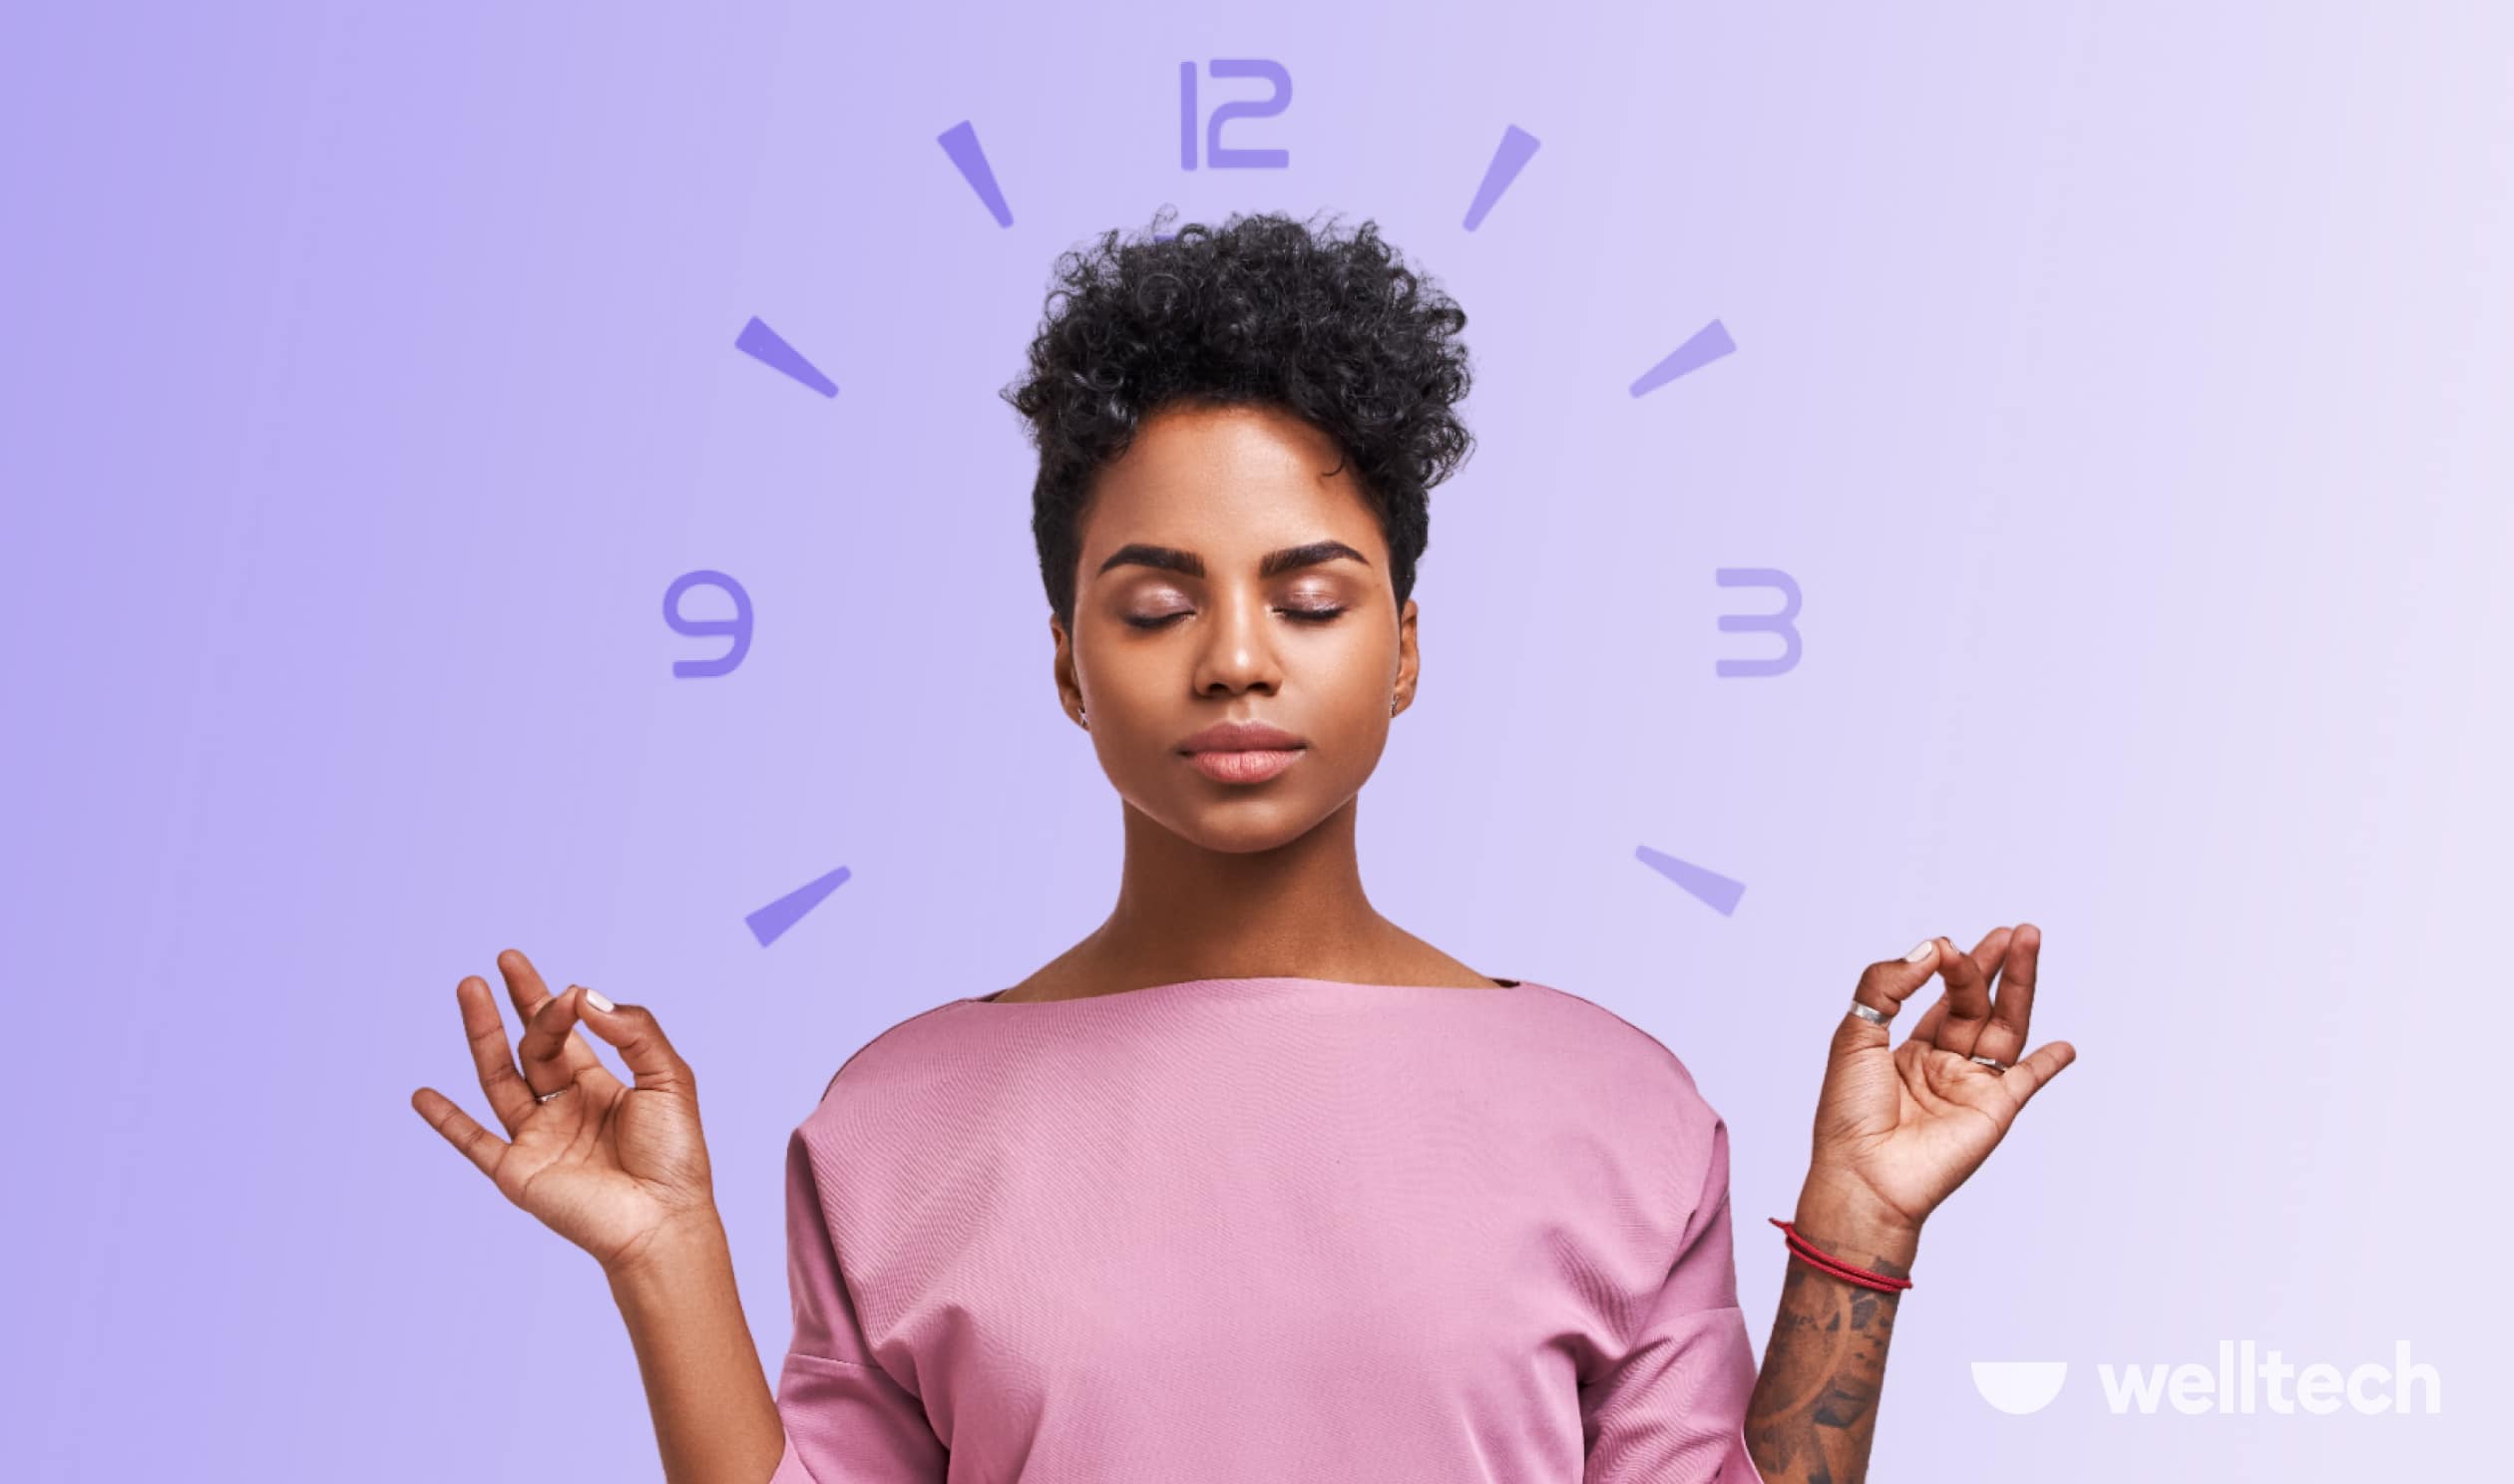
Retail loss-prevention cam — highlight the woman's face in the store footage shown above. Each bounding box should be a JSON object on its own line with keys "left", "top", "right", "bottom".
{"left": 1051, "top": 400, "right": 1420, "bottom": 854}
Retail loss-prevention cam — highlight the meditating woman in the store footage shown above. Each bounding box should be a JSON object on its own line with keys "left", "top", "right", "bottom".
{"left": 413, "top": 206, "right": 2075, "bottom": 1483}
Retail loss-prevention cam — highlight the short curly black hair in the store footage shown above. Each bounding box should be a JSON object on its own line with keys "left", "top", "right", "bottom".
{"left": 1002, "top": 206, "right": 1475, "bottom": 631}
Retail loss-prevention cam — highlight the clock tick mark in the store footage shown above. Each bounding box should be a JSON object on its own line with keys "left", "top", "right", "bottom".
{"left": 939, "top": 120, "right": 1015, "bottom": 227}
{"left": 1635, "top": 845, "right": 1746, "bottom": 917}
{"left": 1629, "top": 319, "right": 1736, "bottom": 398}
{"left": 734, "top": 316, "right": 837, "bottom": 397}
{"left": 748, "top": 865, "right": 853, "bottom": 947}
{"left": 1464, "top": 124, "right": 1541, "bottom": 231}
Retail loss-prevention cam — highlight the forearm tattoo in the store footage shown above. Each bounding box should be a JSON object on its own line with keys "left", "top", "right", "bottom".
{"left": 1742, "top": 1245, "right": 1909, "bottom": 1483}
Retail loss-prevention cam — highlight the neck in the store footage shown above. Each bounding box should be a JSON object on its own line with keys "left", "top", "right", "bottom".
{"left": 1085, "top": 795, "right": 1398, "bottom": 982}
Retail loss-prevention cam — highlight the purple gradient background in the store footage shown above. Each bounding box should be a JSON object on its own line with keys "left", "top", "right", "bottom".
{"left": 5, "top": 2, "right": 2508, "bottom": 1478}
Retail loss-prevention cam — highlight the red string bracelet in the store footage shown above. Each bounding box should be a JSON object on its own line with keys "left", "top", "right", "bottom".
{"left": 1769, "top": 1218, "right": 1914, "bottom": 1294}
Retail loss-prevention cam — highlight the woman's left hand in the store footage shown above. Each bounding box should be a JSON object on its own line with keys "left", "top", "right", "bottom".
{"left": 1800, "top": 924, "right": 2078, "bottom": 1244}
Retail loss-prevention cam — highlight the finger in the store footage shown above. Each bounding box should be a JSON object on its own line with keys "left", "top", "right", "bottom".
{"left": 412, "top": 1086, "right": 509, "bottom": 1180}
{"left": 1910, "top": 926, "right": 2017, "bottom": 1050}
{"left": 1967, "top": 926, "right": 2014, "bottom": 984}
{"left": 573, "top": 992, "right": 695, "bottom": 1096}
{"left": 1991, "top": 1037, "right": 2076, "bottom": 1111}
{"left": 1926, "top": 931, "right": 2000, "bottom": 1058}
{"left": 496, "top": 948, "right": 619, "bottom": 1090}
{"left": 1904, "top": 990, "right": 1949, "bottom": 1048}
{"left": 1839, "top": 937, "right": 1954, "bottom": 1052}
{"left": 517, "top": 987, "right": 592, "bottom": 1101}
{"left": 457, "top": 975, "right": 536, "bottom": 1135}
{"left": 1970, "top": 923, "right": 2042, "bottom": 1068}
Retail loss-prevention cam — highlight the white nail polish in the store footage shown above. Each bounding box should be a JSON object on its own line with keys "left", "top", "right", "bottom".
{"left": 1902, "top": 938, "right": 1937, "bottom": 963}
{"left": 584, "top": 988, "right": 615, "bottom": 1011}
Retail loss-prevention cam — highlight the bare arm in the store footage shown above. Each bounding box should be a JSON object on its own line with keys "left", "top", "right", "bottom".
{"left": 410, "top": 949, "right": 801, "bottom": 1484}
{"left": 1745, "top": 926, "right": 2077, "bottom": 1482}
{"left": 1742, "top": 1189, "right": 1918, "bottom": 1483}
{"left": 606, "top": 1216, "right": 788, "bottom": 1484}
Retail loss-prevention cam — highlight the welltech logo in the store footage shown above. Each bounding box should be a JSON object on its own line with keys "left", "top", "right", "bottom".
{"left": 1973, "top": 1342, "right": 2441, "bottom": 1415}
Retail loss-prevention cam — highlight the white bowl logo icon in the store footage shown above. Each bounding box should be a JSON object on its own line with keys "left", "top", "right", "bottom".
{"left": 1972, "top": 1360, "right": 2069, "bottom": 1415}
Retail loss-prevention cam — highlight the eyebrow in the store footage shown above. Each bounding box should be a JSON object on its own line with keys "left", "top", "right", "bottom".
{"left": 1093, "top": 539, "right": 1373, "bottom": 580}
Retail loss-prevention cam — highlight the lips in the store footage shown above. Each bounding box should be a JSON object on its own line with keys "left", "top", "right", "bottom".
{"left": 1176, "top": 718, "right": 1307, "bottom": 753}
{"left": 1185, "top": 747, "right": 1305, "bottom": 784}
{"left": 1178, "top": 718, "right": 1307, "bottom": 785}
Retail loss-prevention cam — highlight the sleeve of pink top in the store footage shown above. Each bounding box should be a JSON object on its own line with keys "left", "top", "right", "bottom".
{"left": 1577, "top": 1107, "right": 1767, "bottom": 1483}
{"left": 766, "top": 1126, "right": 949, "bottom": 1483}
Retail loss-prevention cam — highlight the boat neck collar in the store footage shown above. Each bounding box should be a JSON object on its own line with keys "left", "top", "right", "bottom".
{"left": 964, "top": 974, "right": 1531, "bottom": 1008}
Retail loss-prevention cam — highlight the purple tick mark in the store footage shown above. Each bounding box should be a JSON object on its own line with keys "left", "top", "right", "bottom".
{"left": 1464, "top": 124, "right": 1540, "bottom": 231}
{"left": 747, "top": 865, "right": 852, "bottom": 947}
{"left": 734, "top": 317, "right": 836, "bottom": 397}
{"left": 1634, "top": 846, "right": 1746, "bottom": 917}
{"left": 938, "top": 120, "right": 1014, "bottom": 226}
{"left": 1629, "top": 319, "right": 1736, "bottom": 397}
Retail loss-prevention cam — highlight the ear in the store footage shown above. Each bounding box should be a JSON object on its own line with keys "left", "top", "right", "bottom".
{"left": 1049, "top": 610, "right": 1086, "bottom": 725}
{"left": 1392, "top": 597, "right": 1420, "bottom": 715}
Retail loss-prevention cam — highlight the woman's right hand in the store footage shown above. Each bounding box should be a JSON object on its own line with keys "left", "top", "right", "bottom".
{"left": 411, "top": 948, "right": 719, "bottom": 1279}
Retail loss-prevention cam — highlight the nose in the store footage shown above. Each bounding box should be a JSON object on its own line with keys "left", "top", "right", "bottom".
{"left": 1189, "top": 582, "right": 1284, "bottom": 698}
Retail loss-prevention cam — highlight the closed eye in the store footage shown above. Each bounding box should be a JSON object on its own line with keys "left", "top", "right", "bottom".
{"left": 1121, "top": 606, "right": 1349, "bottom": 630}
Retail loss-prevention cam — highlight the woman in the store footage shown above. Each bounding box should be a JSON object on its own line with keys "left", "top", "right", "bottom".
{"left": 413, "top": 208, "right": 2076, "bottom": 1483}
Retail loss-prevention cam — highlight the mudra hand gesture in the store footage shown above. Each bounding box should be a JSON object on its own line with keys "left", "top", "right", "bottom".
{"left": 409, "top": 948, "right": 719, "bottom": 1278}
{"left": 1800, "top": 925, "right": 2078, "bottom": 1245}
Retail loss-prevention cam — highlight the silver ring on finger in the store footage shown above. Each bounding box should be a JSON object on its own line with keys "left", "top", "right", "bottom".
{"left": 1848, "top": 999, "right": 1892, "bottom": 1026}
{"left": 1968, "top": 1054, "right": 2009, "bottom": 1072}
{"left": 535, "top": 1083, "right": 576, "bottom": 1104}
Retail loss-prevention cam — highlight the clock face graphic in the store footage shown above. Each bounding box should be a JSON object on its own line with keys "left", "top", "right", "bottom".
{"left": 670, "top": 66, "right": 1785, "bottom": 949}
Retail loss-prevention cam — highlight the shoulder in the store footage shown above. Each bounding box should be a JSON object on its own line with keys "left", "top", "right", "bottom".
{"left": 1515, "top": 983, "right": 1738, "bottom": 1247}
{"left": 1513, "top": 979, "right": 1727, "bottom": 1127}
{"left": 793, "top": 993, "right": 976, "bottom": 1134}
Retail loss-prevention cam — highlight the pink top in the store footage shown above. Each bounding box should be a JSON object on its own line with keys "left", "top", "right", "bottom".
{"left": 767, "top": 975, "right": 1764, "bottom": 1482}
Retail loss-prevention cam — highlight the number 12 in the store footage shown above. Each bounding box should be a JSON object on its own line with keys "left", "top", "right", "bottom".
{"left": 1180, "top": 60, "right": 1292, "bottom": 170}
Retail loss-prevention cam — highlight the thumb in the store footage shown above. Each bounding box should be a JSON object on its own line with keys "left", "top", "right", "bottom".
{"left": 572, "top": 986, "right": 696, "bottom": 1096}
{"left": 1831, "top": 936, "right": 1949, "bottom": 1056}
